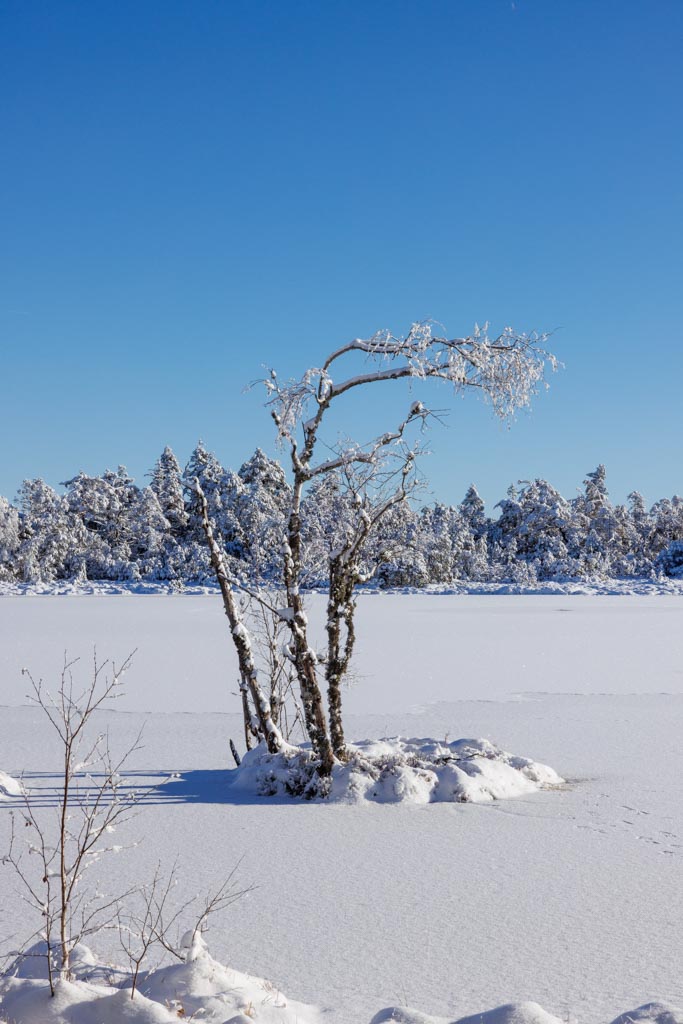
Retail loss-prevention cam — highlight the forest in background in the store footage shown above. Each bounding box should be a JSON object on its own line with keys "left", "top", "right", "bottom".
{"left": 1, "top": 443, "right": 683, "bottom": 586}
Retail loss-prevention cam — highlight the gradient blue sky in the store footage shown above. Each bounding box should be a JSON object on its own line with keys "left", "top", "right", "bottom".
{"left": 2, "top": 0, "right": 682, "bottom": 509}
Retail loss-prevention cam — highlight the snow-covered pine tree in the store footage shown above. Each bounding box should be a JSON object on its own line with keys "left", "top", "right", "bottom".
{"left": 182, "top": 442, "right": 226, "bottom": 543}
{"left": 375, "top": 498, "right": 429, "bottom": 589}
{"left": 62, "top": 467, "right": 141, "bottom": 580}
{"left": 647, "top": 496, "right": 679, "bottom": 561}
{"left": 127, "top": 486, "right": 173, "bottom": 579}
{"left": 460, "top": 483, "right": 487, "bottom": 539}
{"left": 182, "top": 442, "right": 243, "bottom": 579}
{"left": 418, "top": 503, "right": 459, "bottom": 583}
{"left": 454, "top": 485, "right": 490, "bottom": 579}
{"left": 16, "top": 479, "right": 87, "bottom": 582}
{"left": 236, "top": 449, "right": 290, "bottom": 580}
{"left": 516, "top": 479, "right": 572, "bottom": 578}
{"left": 572, "top": 465, "right": 618, "bottom": 577}
{"left": 149, "top": 446, "right": 188, "bottom": 539}
{"left": 0, "top": 495, "right": 21, "bottom": 580}
{"left": 489, "top": 483, "right": 523, "bottom": 577}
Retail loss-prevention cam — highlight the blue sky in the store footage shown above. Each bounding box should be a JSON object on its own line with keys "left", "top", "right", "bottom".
{"left": 2, "top": 0, "right": 682, "bottom": 510}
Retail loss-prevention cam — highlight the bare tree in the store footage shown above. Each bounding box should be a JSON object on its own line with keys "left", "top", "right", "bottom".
{"left": 201, "top": 320, "right": 556, "bottom": 777}
{"left": 3, "top": 652, "right": 141, "bottom": 994}
{"left": 117, "top": 861, "right": 181, "bottom": 999}
{"left": 117, "top": 859, "right": 253, "bottom": 999}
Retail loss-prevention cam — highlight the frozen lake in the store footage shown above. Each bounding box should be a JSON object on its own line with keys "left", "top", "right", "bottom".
{"left": 1, "top": 592, "right": 683, "bottom": 714}
{"left": 0, "top": 594, "right": 681, "bottom": 1022}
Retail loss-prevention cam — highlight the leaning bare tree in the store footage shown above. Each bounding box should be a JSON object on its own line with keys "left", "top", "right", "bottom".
{"left": 199, "top": 320, "right": 556, "bottom": 777}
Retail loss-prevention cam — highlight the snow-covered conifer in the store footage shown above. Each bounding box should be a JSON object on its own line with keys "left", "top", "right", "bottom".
{"left": 17, "top": 479, "right": 87, "bottom": 581}
{"left": 181, "top": 442, "right": 241, "bottom": 578}
{"left": 0, "top": 495, "right": 20, "bottom": 579}
{"left": 514, "top": 479, "right": 572, "bottom": 578}
{"left": 150, "top": 446, "right": 188, "bottom": 539}
{"left": 127, "top": 487, "right": 173, "bottom": 579}
{"left": 419, "top": 503, "right": 459, "bottom": 582}
{"left": 571, "top": 465, "right": 618, "bottom": 576}
{"left": 236, "top": 449, "right": 290, "bottom": 579}
{"left": 460, "top": 483, "right": 487, "bottom": 539}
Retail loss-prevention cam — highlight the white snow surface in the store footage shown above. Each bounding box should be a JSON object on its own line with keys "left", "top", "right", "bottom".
{"left": 0, "top": 593, "right": 682, "bottom": 1023}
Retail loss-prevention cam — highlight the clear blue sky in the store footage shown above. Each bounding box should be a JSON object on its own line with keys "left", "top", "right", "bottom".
{"left": 2, "top": 0, "right": 682, "bottom": 510}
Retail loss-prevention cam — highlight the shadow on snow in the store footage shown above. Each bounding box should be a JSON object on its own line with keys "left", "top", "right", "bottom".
{"left": 0, "top": 768, "right": 304, "bottom": 807}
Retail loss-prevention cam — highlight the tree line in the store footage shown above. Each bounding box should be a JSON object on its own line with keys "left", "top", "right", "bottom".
{"left": 1, "top": 447, "right": 682, "bottom": 585}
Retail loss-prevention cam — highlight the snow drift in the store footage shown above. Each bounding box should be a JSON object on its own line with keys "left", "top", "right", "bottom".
{"left": 371, "top": 1003, "right": 683, "bottom": 1024}
{"left": 1, "top": 937, "right": 317, "bottom": 1024}
{"left": 2, "top": 941, "right": 680, "bottom": 1024}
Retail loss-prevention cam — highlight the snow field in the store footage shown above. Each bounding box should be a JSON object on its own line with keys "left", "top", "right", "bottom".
{"left": 0, "top": 594, "right": 682, "bottom": 1022}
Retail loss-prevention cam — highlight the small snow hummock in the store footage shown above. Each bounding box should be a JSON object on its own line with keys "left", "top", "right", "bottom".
{"left": 0, "top": 769, "right": 25, "bottom": 799}
{"left": 1, "top": 938, "right": 316, "bottom": 1024}
{"left": 225, "top": 736, "right": 564, "bottom": 803}
{"left": 371, "top": 1003, "right": 683, "bottom": 1024}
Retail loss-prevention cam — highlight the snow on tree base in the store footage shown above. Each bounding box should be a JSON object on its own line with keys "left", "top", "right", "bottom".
{"left": 226, "top": 737, "right": 564, "bottom": 803}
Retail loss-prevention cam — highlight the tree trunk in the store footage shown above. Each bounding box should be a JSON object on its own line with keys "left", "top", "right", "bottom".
{"left": 196, "top": 481, "right": 285, "bottom": 754}
{"left": 326, "top": 557, "right": 357, "bottom": 760}
{"left": 283, "top": 491, "right": 335, "bottom": 774}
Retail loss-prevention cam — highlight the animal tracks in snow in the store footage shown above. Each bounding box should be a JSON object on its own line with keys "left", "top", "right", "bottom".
{"left": 574, "top": 793, "right": 681, "bottom": 856}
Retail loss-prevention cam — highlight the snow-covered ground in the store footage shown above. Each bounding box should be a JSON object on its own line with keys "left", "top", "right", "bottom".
{"left": 0, "top": 593, "right": 682, "bottom": 1023}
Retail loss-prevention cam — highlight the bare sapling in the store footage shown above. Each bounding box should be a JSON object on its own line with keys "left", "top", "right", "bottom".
{"left": 3, "top": 652, "right": 141, "bottom": 994}
{"left": 179, "top": 862, "right": 254, "bottom": 963}
{"left": 117, "top": 861, "right": 181, "bottom": 999}
{"left": 118, "top": 860, "right": 253, "bottom": 999}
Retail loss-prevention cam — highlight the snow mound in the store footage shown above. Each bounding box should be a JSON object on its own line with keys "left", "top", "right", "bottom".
{"left": 8, "top": 940, "right": 108, "bottom": 983}
{"left": 371, "top": 1003, "right": 562, "bottom": 1024}
{"left": 226, "top": 737, "right": 564, "bottom": 803}
{"left": 0, "top": 769, "right": 24, "bottom": 799}
{"left": 139, "top": 932, "right": 313, "bottom": 1022}
{"left": 371, "top": 1003, "right": 683, "bottom": 1024}
{"left": 455, "top": 1003, "right": 564, "bottom": 1024}
{"left": 1, "top": 945, "right": 678, "bottom": 1024}
{"left": 609, "top": 1004, "right": 683, "bottom": 1024}
{"left": 0, "top": 940, "right": 318, "bottom": 1024}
